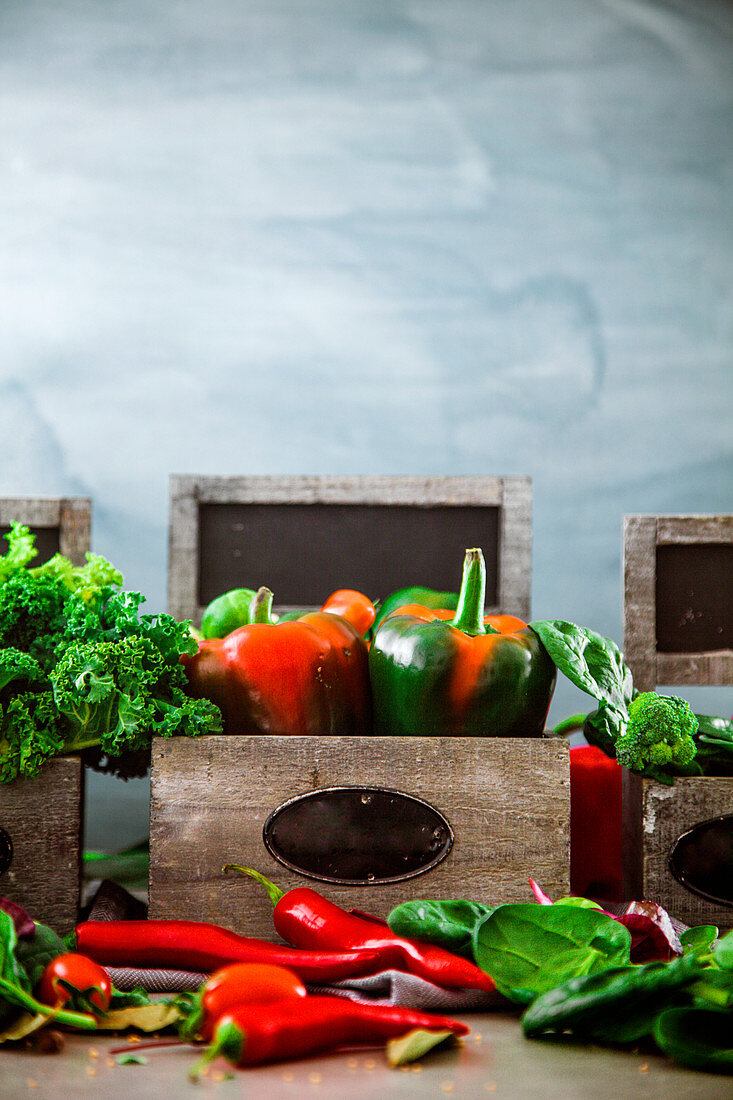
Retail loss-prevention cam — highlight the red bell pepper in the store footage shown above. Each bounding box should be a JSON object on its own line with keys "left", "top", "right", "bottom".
{"left": 181, "top": 587, "right": 372, "bottom": 736}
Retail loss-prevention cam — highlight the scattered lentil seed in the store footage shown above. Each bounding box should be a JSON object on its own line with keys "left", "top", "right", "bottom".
{"left": 308, "top": 1072, "right": 322, "bottom": 1083}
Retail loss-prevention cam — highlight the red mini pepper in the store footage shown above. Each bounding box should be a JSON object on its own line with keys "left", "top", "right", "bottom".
{"left": 74, "top": 920, "right": 386, "bottom": 984}
{"left": 190, "top": 996, "right": 469, "bottom": 1074}
{"left": 181, "top": 586, "right": 372, "bottom": 736}
{"left": 228, "top": 868, "right": 497, "bottom": 994}
{"left": 179, "top": 962, "right": 307, "bottom": 1041}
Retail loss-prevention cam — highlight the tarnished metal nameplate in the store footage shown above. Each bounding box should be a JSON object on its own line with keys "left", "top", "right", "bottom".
{"left": 0, "top": 826, "right": 13, "bottom": 876}
{"left": 263, "top": 786, "right": 454, "bottom": 885}
{"left": 668, "top": 814, "right": 733, "bottom": 908}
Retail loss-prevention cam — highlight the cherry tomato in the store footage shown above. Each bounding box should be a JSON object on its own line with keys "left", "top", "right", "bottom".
{"left": 38, "top": 953, "right": 112, "bottom": 1015}
{"left": 197, "top": 963, "right": 307, "bottom": 1040}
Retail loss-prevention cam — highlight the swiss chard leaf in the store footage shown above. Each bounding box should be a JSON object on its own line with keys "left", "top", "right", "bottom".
{"left": 529, "top": 621, "right": 633, "bottom": 711}
{"left": 473, "top": 903, "right": 631, "bottom": 1004}
{"left": 387, "top": 899, "right": 492, "bottom": 959}
{"left": 522, "top": 951, "right": 706, "bottom": 1042}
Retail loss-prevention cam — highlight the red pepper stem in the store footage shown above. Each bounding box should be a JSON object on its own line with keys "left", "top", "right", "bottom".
{"left": 222, "top": 865, "right": 284, "bottom": 905}
{"left": 251, "top": 587, "right": 275, "bottom": 625}
{"left": 450, "top": 548, "right": 490, "bottom": 637}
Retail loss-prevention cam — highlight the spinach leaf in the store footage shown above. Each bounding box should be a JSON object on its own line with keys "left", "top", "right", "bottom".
{"left": 0, "top": 909, "right": 32, "bottom": 1029}
{"left": 714, "top": 929, "right": 733, "bottom": 970}
{"left": 680, "top": 925, "right": 719, "bottom": 955}
{"left": 473, "top": 903, "right": 631, "bottom": 1004}
{"left": 654, "top": 1006, "right": 733, "bottom": 1073}
{"left": 522, "top": 952, "right": 706, "bottom": 1042}
{"left": 529, "top": 621, "right": 633, "bottom": 711}
{"left": 14, "top": 923, "right": 65, "bottom": 990}
{"left": 388, "top": 900, "right": 492, "bottom": 959}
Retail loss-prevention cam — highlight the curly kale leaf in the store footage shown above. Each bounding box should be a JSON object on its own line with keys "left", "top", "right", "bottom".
{"left": 0, "top": 572, "right": 69, "bottom": 667}
{"left": 32, "top": 551, "right": 123, "bottom": 603}
{"left": 0, "top": 523, "right": 37, "bottom": 585}
{"left": 0, "top": 691, "right": 67, "bottom": 784}
{"left": 0, "top": 648, "right": 48, "bottom": 696}
{"left": 51, "top": 636, "right": 221, "bottom": 760}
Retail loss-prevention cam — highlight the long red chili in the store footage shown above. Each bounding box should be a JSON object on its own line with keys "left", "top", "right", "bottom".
{"left": 74, "top": 920, "right": 386, "bottom": 984}
{"left": 190, "top": 996, "right": 469, "bottom": 1074}
{"left": 227, "top": 868, "right": 496, "bottom": 993}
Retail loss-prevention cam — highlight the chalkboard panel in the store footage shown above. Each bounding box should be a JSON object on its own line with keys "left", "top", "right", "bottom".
{"left": 0, "top": 524, "right": 60, "bottom": 566}
{"left": 656, "top": 544, "right": 732, "bottom": 654}
{"left": 168, "top": 475, "right": 532, "bottom": 626}
{"left": 197, "top": 502, "right": 499, "bottom": 607}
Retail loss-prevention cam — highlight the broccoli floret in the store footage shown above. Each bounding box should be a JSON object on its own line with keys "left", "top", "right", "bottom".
{"left": 615, "top": 692, "right": 698, "bottom": 775}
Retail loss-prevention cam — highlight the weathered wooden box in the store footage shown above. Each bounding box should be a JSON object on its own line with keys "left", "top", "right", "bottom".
{"left": 149, "top": 735, "right": 570, "bottom": 939}
{"left": 624, "top": 771, "right": 733, "bottom": 932}
{"left": 0, "top": 757, "right": 84, "bottom": 932}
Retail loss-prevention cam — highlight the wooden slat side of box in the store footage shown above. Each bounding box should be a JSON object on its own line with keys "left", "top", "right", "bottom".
{"left": 641, "top": 776, "right": 733, "bottom": 931}
{"left": 149, "top": 736, "right": 569, "bottom": 939}
{"left": 0, "top": 757, "right": 83, "bottom": 933}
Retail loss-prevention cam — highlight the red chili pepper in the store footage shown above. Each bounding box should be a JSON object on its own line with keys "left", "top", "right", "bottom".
{"left": 190, "top": 996, "right": 469, "bottom": 1075}
{"left": 37, "top": 953, "right": 112, "bottom": 1017}
{"left": 74, "top": 920, "right": 387, "bottom": 984}
{"left": 179, "top": 962, "right": 307, "bottom": 1041}
{"left": 227, "top": 868, "right": 496, "bottom": 993}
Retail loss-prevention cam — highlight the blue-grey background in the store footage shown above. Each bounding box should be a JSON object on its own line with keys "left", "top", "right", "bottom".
{"left": 1, "top": 0, "right": 731, "bottom": 850}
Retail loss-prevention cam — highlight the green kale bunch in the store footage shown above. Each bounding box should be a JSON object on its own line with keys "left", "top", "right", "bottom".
{"left": 0, "top": 523, "right": 221, "bottom": 783}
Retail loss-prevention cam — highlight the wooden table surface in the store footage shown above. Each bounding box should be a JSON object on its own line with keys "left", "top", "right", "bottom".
{"left": 3, "top": 1012, "right": 730, "bottom": 1100}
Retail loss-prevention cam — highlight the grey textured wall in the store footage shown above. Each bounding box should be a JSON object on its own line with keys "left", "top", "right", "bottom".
{"left": 1, "top": 1, "right": 731, "bottom": 849}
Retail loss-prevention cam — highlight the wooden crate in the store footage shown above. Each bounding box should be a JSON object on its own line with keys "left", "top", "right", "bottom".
{"left": 624, "top": 771, "right": 733, "bottom": 931}
{"left": 0, "top": 757, "right": 84, "bottom": 932}
{"left": 168, "top": 475, "right": 533, "bottom": 627}
{"left": 623, "top": 514, "right": 732, "bottom": 690}
{"left": 149, "top": 735, "right": 570, "bottom": 939}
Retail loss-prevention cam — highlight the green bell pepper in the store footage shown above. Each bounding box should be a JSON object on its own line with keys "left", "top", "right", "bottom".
{"left": 369, "top": 548, "right": 556, "bottom": 737}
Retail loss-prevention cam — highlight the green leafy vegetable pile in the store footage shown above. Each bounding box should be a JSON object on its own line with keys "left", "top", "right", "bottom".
{"left": 389, "top": 892, "right": 733, "bottom": 1074}
{"left": 0, "top": 523, "right": 222, "bottom": 783}
{"left": 530, "top": 619, "right": 733, "bottom": 782}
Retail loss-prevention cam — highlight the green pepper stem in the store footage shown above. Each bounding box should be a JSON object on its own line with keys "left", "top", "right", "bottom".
{"left": 222, "top": 865, "right": 284, "bottom": 905}
{"left": 450, "top": 548, "right": 489, "bottom": 636}
{"left": 251, "top": 587, "right": 275, "bottom": 625}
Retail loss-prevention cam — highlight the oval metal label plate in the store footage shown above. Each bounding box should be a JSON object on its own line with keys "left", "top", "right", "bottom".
{"left": 668, "top": 813, "right": 733, "bottom": 908}
{"left": 263, "top": 786, "right": 454, "bottom": 885}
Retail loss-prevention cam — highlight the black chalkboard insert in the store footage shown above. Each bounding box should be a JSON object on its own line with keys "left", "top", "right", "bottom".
{"left": 656, "top": 543, "right": 732, "bottom": 654}
{"left": 198, "top": 502, "right": 500, "bottom": 608}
